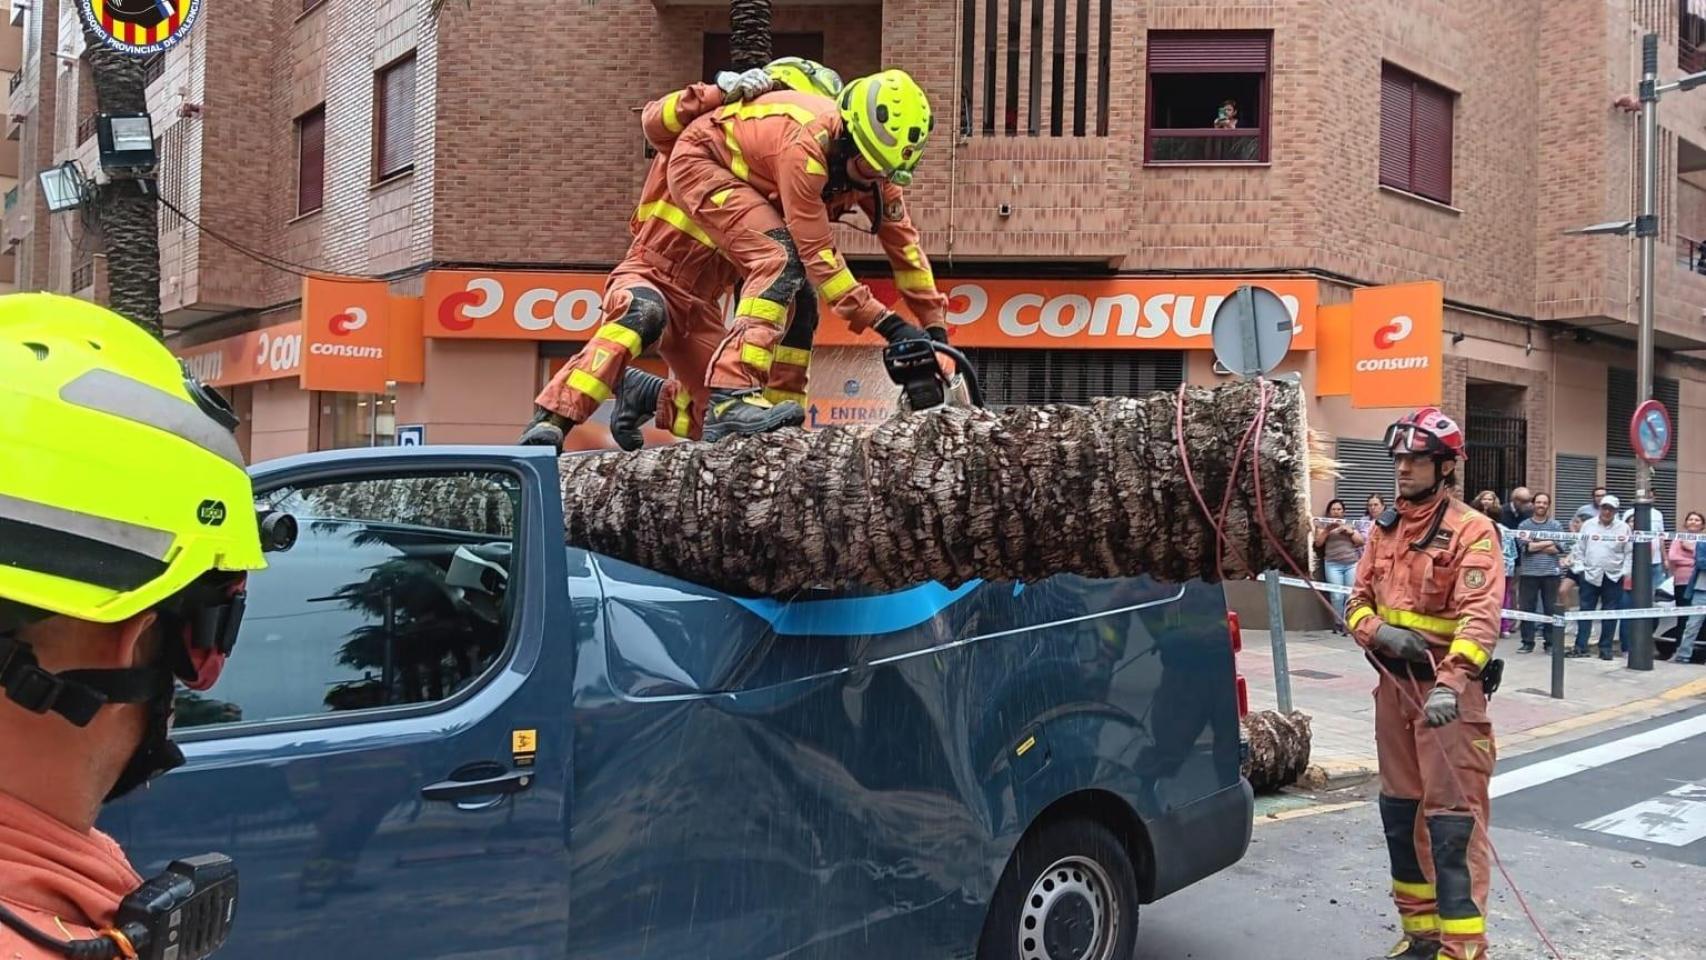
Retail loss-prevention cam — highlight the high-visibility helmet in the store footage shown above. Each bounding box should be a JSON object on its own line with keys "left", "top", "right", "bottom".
{"left": 765, "top": 57, "right": 843, "bottom": 99}
{"left": 838, "top": 69, "right": 933, "bottom": 187}
{"left": 1384, "top": 406, "right": 1465, "bottom": 460}
{"left": 0, "top": 293, "right": 266, "bottom": 629}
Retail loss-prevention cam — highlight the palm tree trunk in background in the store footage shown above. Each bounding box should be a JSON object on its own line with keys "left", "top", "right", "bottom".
{"left": 81, "top": 23, "right": 162, "bottom": 339}
{"left": 561, "top": 378, "right": 1321, "bottom": 595}
{"left": 728, "top": 0, "right": 772, "bottom": 70}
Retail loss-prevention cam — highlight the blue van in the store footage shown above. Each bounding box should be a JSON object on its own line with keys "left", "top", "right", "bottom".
{"left": 105, "top": 445, "right": 1253, "bottom": 960}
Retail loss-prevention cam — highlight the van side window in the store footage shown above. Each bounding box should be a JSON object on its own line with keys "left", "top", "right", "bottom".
{"left": 174, "top": 472, "right": 522, "bottom": 730}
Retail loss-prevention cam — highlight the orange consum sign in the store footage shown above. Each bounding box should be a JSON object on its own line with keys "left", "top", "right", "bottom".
{"left": 1350, "top": 281, "right": 1442, "bottom": 409}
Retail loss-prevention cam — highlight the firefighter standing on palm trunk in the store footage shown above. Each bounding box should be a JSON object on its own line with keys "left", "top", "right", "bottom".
{"left": 1345, "top": 407, "right": 1504, "bottom": 960}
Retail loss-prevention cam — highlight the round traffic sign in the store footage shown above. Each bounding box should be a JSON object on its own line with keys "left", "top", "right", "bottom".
{"left": 1630, "top": 399, "right": 1672, "bottom": 464}
{"left": 1210, "top": 284, "right": 1294, "bottom": 377}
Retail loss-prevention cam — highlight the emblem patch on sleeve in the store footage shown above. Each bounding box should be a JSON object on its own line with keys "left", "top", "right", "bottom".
{"left": 1464, "top": 568, "right": 1487, "bottom": 589}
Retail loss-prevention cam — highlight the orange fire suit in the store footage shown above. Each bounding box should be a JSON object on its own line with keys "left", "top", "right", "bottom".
{"left": 534, "top": 82, "right": 737, "bottom": 437}
{"left": 1345, "top": 492, "right": 1504, "bottom": 960}
{"left": 0, "top": 789, "right": 142, "bottom": 958}
{"left": 666, "top": 89, "right": 949, "bottom": 396}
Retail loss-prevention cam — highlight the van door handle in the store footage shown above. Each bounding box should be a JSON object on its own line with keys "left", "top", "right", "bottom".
{"left": 420, "top": 769, "right": 532, "bottom": 803}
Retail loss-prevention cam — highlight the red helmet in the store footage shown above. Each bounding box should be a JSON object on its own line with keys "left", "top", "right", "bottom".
{"left": 1384, "top": 407, "right": 1465, "bottom": 460}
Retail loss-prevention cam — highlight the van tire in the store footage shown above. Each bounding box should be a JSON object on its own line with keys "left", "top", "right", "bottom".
{"left": 977, "top": 818, "right": 1140, "bottom": 960}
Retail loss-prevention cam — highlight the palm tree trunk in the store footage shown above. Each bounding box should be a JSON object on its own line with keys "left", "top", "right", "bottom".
{"left": 728, "top": 0, "right": 772, "bottom": 70}
{"left": 81, "top": 23, "right": 162, "bottom": 339}
{"left": 560, "top": 378, "right": 1320, "bottom": 595}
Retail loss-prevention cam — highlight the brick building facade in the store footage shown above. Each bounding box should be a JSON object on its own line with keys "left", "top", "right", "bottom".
{"left": 8, "top": 0, "right": 1706, "bottom": 519}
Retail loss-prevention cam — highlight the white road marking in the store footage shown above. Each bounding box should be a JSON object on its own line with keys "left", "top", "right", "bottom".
{"left": 1578, "top": 781, "right": 1706, "bottom": 847}
{"left": 1489, "top": 711, "right": 1706, "bottom": 799}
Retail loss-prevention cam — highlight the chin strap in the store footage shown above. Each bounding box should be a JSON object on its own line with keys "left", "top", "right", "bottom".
{"left": 0, "top": 632, "right": 171, "bottom": 728}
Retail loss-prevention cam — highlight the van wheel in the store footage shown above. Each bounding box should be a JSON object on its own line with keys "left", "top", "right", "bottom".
{"left": 977, "top": 818, "right": 1140, "bottom": 960}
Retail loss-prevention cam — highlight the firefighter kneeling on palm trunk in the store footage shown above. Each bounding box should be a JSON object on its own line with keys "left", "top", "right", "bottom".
{"left": 1345, "top": 407, "right": 1504, "bottom": 960}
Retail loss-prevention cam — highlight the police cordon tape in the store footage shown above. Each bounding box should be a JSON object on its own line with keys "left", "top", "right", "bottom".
{"left": 1263, "top": 573, "right": 1706, "bottom": 627}
{"left": 1311, "top": 516, "right": 1703, "bottom": 545}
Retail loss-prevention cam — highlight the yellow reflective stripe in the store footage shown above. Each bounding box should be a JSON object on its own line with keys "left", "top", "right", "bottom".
{"left": 661, "top": 92, "right": 684, "bottom": 133}
{"left": 727, "top": 101, "right": 819, "bottom": 125}
{"left": 635, "top": 200, "right": 716, "bottom": 248}
{"left": 894, "top": 268, "right": 935, "bottom": 292}
{"left": 1448, "top": 637, "right": 1491, "bottom": 669}
{"left": 821, "top": 267, "right": 856, "bottom": 301}
{"left": 1346, "top": 605, "right": 1375, "bottom": 631}
{"left": 593, "top": 323, "right": 644, "bottom": 358}
{"left": 566, "top": 369, "right": 613, "bottom": 404}
{"left": 1392, "top": 880, "right": 1436, "bottom": 900}
{"left": 764, "top": 388, "right": 807, "bottom": 407}
{"left": 1401, "top": 914, "right": 1441, "bottom": 935}
{"left": 805, "top": 156, "right": 827, "bottom": 176}
{"left": 723, "top": 125, "right": 749, "bottom": 181}
{"left": 671, "top": 391, "right": 693, "bottom": 438}
{"left": 1440, "top": 916, "right": 1485, "bottom": 936}
{"left": 901, "top": 243, "right": 923, "bottom": 267}
{"left": 773, "top": 345, "right": 812, "bottom": 367}
{"left": 740, "top": 344, "right": 774, "bottom": 372}
{"left": 711, "top": 188, "right": 734, "bottom": 208}
{"left": 736, "top": 297, "right": 788, "bottom": 325}
{"left": 1378, "top": 605, "right": 1459, "bottom": 636}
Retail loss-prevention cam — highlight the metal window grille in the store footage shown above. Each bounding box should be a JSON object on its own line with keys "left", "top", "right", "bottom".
{"left": 956, "top": 348, "right": 1183, "bottom": 406}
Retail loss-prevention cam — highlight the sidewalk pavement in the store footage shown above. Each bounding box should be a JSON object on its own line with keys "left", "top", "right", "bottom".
{"left": 1242, "top": 628, "right": 1706, "bottom": 784}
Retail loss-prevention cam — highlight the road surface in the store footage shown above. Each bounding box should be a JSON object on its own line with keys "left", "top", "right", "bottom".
{"left": 1134, "top": 704, "right": 1706, "bottom": 959}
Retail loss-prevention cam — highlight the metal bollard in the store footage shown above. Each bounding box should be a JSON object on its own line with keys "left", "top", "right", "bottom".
{"left": 1550, "top": 616, "right": 1565, "bottom": 699}
{"left": 1265, "top": 570, "right": 1294, "bottom": 714}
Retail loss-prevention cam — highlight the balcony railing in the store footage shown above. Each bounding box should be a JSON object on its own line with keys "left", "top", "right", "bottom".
{"left": 1676, "top": 234, "right": 1706, "bottom": 274}
{"left": 7, "top": 71, "right": 20, "bottom": 94}
{"left": 76, "top": 113, "right": 97, "bottom": 145}
{"left": 3, "top": 186, "right": 16, "bottom": 212}
{"left": 71, "top": 261, "right": 93, "bottom": 292}
{"left": 1685, "top": 0, "right": 1706, "bottom": 72}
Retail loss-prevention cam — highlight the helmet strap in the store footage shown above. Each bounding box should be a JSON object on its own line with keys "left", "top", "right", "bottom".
{"left": 0, "top": 631, "right": 172, "bottom": 727}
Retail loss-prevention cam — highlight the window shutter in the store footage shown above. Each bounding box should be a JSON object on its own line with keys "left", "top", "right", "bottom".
{"left": 956, "top": 348, "right": 1184, "bottom": 406}
{"left": 378, "top": 55, "right": 416, "bottom": 177}
{"left": 1379, "top": 67, "right": 1413, "bottom": 192}
{"left": 1146, "top": 31, "right": 1270, "bottom": 73}
{"left": 297, "top": 107, "right": 325, "bottom": 214}
{"left": 1335, "top": 438, "right": 1396, "bottom": 509}
{"left": 1553, "top": 453, "right": 1600, "bottom": 518}
{"left": 1412, "top": 81, "right": 1454, "bottom": 202}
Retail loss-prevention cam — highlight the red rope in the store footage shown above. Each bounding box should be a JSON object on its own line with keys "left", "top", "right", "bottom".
{"left": 1176, "top": 380, "right": 1567, "bottom": 960}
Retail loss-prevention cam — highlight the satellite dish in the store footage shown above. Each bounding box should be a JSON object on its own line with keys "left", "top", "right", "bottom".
{"left": 1211, "top": 284, "right": 1294, "bottom": 378}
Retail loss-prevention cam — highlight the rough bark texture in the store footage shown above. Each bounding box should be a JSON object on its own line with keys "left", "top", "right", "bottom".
{"left": 1240, "top": 709, "right": 1313, "bottom": 793}
{"left": 728, "top": 0, "right": 772, "bottom": 69}
{"left": 82, "top": 22, "right": 161, "bottom": 339}
{"left": 560, "top": 378, "right": 1314, "bottom": 595}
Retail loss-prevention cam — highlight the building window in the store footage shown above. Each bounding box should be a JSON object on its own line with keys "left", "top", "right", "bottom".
{"left": 1145, "top": 31, "right": 1271, "bottom": 163}
{"left": 1379, "top": 63, "right": 1455, "bottom": 204}
{"left": 700, "top": 32, "right": 823, "bottom": 82}
{"left": 142, "top": 54, "right": 164, "bottom": 85}
{"left": 318, "top": 389, "right": 397, "bottom": 450}
{"left": 70, "top": 258, "right": 93, "bottom": 292}
{"left": 955, "top": 348, "right": 1183, "bottom": 406}
{"left": 956, "top": 0, "right": 1113, "bottom": 137}
{"left": 374, "top": 53, "right": 416, "bottom": 181}
{"left": 296, "top": 105, "right": 325, "bottom": 215}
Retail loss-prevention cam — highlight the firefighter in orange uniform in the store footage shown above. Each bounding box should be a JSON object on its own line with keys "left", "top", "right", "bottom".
{"left": 1345, "top": 407, "right": 1504, "bottom": 960}
{"left": 664, "top": 69, "right": 949, "bottom": 438}
{"left": 519, "top": 58, "right": 845, "bottom": 450}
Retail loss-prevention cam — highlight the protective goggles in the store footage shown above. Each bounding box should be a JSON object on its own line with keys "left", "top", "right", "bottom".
{"left": 1383, "top": 422, "right": 1448, "bottom": 457}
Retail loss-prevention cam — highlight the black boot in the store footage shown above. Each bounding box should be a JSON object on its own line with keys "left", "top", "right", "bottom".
{"left": 517, "top": 407, "right": 573, "bottom": 451}
{"left": 611, "top": 368, "right": 666, "bottom": 452}
{"left": 702, "top": 388, "right": 804, "bottom": 443}
{"left": 1367, "top": 937, "right": 1441, "bottom": 960}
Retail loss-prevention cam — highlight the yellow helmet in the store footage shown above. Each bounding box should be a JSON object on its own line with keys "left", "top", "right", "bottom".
{"left": 0, "top": 293, "right": 265, "bottom": 628}
{"left": 765, "top": 57, "right": 844, "bottom": 99}
{"left": 838, "top": 69, "right": 933, "bottom": 187}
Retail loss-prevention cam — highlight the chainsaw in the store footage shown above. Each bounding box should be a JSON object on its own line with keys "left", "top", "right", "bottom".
{"left": 884, "top": 338, "right": 985, "bottom": 413}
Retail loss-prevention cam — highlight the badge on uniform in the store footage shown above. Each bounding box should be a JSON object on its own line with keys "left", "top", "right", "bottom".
{"left": 1464, "top": 568, "right": 1487, "bottom": 589}
{"left": 884, "top": 198, "right": 904, "bottom": 221}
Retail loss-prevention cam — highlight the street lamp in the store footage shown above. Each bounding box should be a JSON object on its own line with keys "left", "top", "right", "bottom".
{"left": 94, "top": 112, "right": 157, "bottom": 174}
{"left": 36, "top": 161, "right": 85, "bottom": 212}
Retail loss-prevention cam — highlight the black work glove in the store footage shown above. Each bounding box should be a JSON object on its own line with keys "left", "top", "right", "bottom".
{"left": 1423, "top": 685, "right": 1460, "bottom": 727}
{"left": 926, "top": 325, "right": 950, "bottom": 345}
{"left": 1373, "top": 623, "right": 1431, "bottom": 663}
{"left": 875, "top": 313, "right": 928, "bottom": 344}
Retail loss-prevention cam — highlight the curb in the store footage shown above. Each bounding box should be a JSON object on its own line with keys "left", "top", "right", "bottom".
{"left": 1298, "top": 758, "right": 1377, "bottom": 790}
{"left": 1502, "top": 673, "right": 1706, "bottom": 752}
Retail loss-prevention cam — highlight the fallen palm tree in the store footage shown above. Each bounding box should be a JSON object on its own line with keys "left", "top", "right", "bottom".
{"left": 560, "top": 377, "right": 1324, "bottom": 595}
